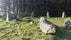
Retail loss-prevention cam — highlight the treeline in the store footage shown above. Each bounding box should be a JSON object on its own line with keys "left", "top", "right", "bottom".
{"left": 1, "top": 0, "right": 71, "bottom": 18}
{"left": 19, "top": 0, "right": 71, "bottom": 17}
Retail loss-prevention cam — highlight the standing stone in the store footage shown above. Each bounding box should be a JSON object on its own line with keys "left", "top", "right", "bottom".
{"left": 6, "top": 12, "right": 9, "bottom": 22}
{"left": 47, "top": 11, "right": 50, "bottom": 18}
{"left": 62, "top": 12, "right": 66, "bottom": 18}
{"left": 6, "top": 6, "right": 9, "bottom": 22}
{"left": 39, "top": 17, "right": 56, "bottom": 34}
{"left": 31, "top": 11, "right": 34, "bottom": 18}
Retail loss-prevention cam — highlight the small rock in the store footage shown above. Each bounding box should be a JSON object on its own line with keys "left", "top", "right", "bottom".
{"left": 26, "top": 18, "right": 34, "bottom": 24}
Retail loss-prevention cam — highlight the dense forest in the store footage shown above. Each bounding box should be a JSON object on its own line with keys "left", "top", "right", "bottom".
{"left": 17, "top": 0, "right": 71, "bottom": 17}
{"left": 0, "top": 0, "right": 71, "bottom": 18}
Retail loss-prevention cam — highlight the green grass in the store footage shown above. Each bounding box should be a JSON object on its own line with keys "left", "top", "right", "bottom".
{"left": 0, "top": 17, "right": 71, "bottom": 40}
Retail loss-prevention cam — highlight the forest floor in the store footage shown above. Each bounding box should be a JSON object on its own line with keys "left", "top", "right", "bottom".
{"left": 0, "top": 17, "right": 71, "bottom": 40}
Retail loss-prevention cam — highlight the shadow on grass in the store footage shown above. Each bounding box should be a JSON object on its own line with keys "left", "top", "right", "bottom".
{"left": 54, "top": 25, "right": 71, "bottom": 40}
{"left": 22, "top": 38, "right": 30, "bottom": 40}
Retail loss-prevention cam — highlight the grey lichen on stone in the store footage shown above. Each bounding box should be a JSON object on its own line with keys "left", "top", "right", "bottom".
{"left": 64, "top": 18, "right": 71, "bottom": 30}
{"left": 39, "top": 17, "right": 56, "bottom": 34}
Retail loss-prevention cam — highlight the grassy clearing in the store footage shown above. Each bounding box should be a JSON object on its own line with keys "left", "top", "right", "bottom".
{"left": 0, "top": 17, "right": 71, "bottom": 40}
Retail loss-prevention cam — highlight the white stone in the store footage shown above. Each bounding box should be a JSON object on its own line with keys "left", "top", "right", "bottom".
{"left": 30, "top": 21, "right": 33, "bottom": 24}
{"left": 6, "top": 12, "right": 9, "bottom": 22}
{"left": 62, "top": 12, "right": 65, "bottom": 18}
{"left": 39, "top": 17, "right": 56, "bottom": 34}
{"left": 47, "top": 12, "right": 50, "bottom": 18}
